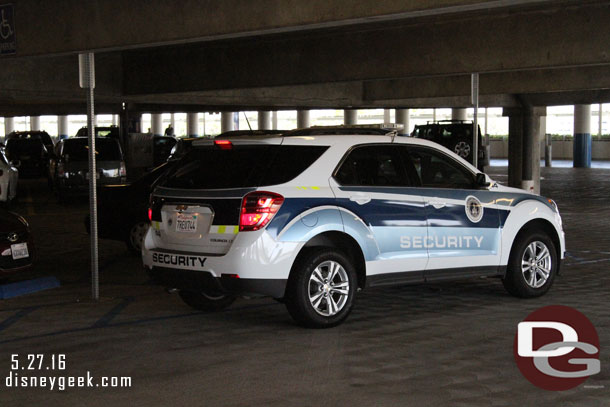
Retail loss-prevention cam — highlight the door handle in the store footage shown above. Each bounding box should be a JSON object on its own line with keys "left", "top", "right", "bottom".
{"left": 349, "top": 195, "right": 371, "bottom": 205}
{"left": 429, "top": 200, "right": 446, "bottom": 209}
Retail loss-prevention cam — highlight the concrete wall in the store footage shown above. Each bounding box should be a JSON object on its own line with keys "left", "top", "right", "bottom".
{"left": 490, "top": 139, "right": 610, "bottom": 160}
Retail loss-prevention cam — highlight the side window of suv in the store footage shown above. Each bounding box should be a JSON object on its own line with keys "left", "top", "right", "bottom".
{"left": 335, "top": 145, "right": 409, "bottom": 187}
{"left": 404, "top": 147, "right": 475, "bottom": 189}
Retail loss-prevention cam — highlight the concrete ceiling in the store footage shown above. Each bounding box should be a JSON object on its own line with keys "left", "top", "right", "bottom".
{"left": 0, "top": 0, "right": 609, "bottom": 115}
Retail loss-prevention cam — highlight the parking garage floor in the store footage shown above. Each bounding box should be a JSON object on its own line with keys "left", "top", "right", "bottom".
{"left": 0, "top": 167, "right": 609, "bottom": 406}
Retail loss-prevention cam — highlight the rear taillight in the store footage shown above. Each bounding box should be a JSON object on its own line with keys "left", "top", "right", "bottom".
{"left": 58, "top": 163, "right": 65, "bottom": 178}
{"left": 239, "top": 192, "right": 284, "bottom": 232}
{"left": 148, "top": 208, "right": 152, "bottom": 222}
{"left": 214, "top": 140, "right": 232, "bottom": 150}
{"left": 119, "top": 162, "right": 127, "bottom": 177}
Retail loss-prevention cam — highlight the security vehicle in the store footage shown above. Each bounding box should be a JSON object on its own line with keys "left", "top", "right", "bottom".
{"left": 143, "top": 127, "right": 565, "bottom": 328}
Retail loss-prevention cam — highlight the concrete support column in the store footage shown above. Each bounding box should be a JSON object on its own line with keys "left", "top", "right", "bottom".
{"left": 505, "top": 110, "right": 523, "bottom": 189}
{"left": 573, "top": 104, "right": 592, "bottom": 168}
{"left": 272, "top": 111, "right": 278, "bottom": 130}
{"left": 598, "top": 104, "right": 603, "bottom": 136}
{"left": 170, "top": 113, "right": 175, "bottom": 128}
{"left": 344, "top": 109, "right": 357, "bottom": 125}
{"left": 4, "top": 117, "right": 14, "bottom": 135}
{"left": 30, "top": 116, "right": 41, "bottom": 131}
{"left": 503, "top": 106, "right": 545, "bottom": 193}
{"left": 452, "top": 108, "right": 467, "bottom": 121}
{"left": 187, "top": 112, "right": 199, "bottom": 137}
{"left": 58, "top": 115, "right": 69, "bottom": 139}
{"left": 221, "top": 112, "right": 234, "bottom": 133}
{"left": 383, "top": 109, "right": 391, "bottom": 123}
{"left": 395, "top": 109, "right": 410, "bottom": 134}
{"left": 258, "top": 111, "right": 271, "bottom": 130}
{"left": 151, "top": 113, "right": 163, "bottom": 136}
{"left": 297, "top": 110, "right": 310, "bottom": 129}
{"left": 112, "top": 114, "right": 118, "bottom": 126}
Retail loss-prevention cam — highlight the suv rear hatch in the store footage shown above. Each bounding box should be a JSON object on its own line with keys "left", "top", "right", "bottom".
{"left": 150, "top": 139, "right": 328, "bottom": 255}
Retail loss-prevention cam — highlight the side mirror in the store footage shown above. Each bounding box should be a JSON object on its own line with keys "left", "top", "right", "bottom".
{"left": 10, "top": 159, "right": 20, "bottom": 168}
{"left": 476, "top": 173, "right": 491, "bottom": 188}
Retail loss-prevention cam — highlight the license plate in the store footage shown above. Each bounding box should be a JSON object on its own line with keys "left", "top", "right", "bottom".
{"left": 85, "top": 172, "right": 101, "bottom": 180}
{"left": 11, "top": 243, "right": 29, "bottom": 260}
{"left": 176, "top": 213, "right": 197, "bottom": 233}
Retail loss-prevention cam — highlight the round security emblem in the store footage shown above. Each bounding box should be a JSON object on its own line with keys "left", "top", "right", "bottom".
{"left": 465, "top": 195, "right": 484, "bottom": 223}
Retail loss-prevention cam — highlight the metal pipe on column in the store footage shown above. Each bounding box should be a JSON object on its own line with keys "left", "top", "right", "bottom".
{"left": 79, "top": 52, "right": 99, "bottom": 301}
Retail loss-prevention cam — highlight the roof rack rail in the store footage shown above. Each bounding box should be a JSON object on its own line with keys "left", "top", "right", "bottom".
{"left": 424, "top": 119, "right": 472, "bottom": 124}
{"left": 284, "top": 124, "right": 404, "bottom": 137}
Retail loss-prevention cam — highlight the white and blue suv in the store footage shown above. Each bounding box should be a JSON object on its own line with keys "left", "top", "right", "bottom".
{"left": 143, "top": 127, "right": 565, "bottom": 328}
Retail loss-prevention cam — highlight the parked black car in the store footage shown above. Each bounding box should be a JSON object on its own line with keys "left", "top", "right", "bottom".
{"left": 411, "top": 120, "right": 489, "bottom": 170}
{"left": 5, "top": 131, "right": 54, "bottom": 177}
{"left": 0, "top": 209, "right": 34, "bottom": 277}
{"left": 86, "top": 162, "right": 172, "bottom": 254}
{"left": 49, "top": 137, "right": 127, "bottom": 201}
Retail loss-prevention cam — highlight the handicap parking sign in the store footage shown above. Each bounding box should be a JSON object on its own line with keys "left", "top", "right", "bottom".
{"left": 0, "top": 4, "right": 16, "bottom": 55}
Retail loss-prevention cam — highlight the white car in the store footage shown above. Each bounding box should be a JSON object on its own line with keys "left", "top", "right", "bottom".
{"left": 0, "top": 148, "right": 18, "bottom": 202}
{"left": 143, "top": 128, "right": 565, "bottom": 328}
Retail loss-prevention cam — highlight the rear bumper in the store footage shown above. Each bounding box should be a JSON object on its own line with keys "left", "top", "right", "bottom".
{"left": 146, "top": 265, "right": 287, "bottom": 298}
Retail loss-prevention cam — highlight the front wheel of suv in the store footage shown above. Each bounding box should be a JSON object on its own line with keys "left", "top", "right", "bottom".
{"left": 178, "top": 290, "right": 236, "bottom": 312}
{"left": 502, "top": 230, "right": 557, "bottom": 298}
{"left": 285, "top": 248, "right": 357, "bottom": 328}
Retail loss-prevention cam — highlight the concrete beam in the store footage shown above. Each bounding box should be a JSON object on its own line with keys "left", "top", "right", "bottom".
{"left": 123, "top": 3, "right": 610, "bottom": 95}
{"left": 7, "top": 0, "right": 579, "bottom": 57}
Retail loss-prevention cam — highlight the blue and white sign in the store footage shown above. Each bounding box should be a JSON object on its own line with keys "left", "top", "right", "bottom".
{"left": 0, "top": 4, "right": 16, "bottom": 55}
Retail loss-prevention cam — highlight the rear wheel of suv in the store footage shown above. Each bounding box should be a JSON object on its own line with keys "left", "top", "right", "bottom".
{"left": 502, "top": 230, "right": 557, "bottom": 298}
{"left": 452, "top": 138, "right": 473, "bottom": 162}
{"left": 178, "top": 290, "right": 236, "bottom": 312}
{"left": 285, "top": 248, "right": 357, "bottom": 328}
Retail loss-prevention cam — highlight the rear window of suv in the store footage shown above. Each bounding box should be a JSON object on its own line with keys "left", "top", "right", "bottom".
{"left": 163, "top": 144, "right": 328, "bottom": 189}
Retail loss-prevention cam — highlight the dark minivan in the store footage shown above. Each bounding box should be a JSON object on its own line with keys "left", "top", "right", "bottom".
{"left": 49, "top": 138, "right": 126, "bottom": 201}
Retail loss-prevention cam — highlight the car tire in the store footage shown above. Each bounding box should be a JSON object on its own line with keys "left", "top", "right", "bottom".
{"left": 502, "top": 230, "right": 557, "bottom": 298}
{"left": 178, "top": 290, "right": 236, "bottom": 312}
{"left": 452, "top": 137, "right": 473, "bottom": 163}
{"left": 285, "top": 248, "right": 357, "bottom": 328}
{"left": 125, "top": 221, "right": 150, "bottom": 255}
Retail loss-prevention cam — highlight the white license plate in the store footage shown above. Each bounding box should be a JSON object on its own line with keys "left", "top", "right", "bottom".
{"left": 85, "top": 172, "right": 100, "bottom": 180}
{"left": 176, "top": 213, "right": 197, "bottom": 233}
{"left": 11, "top": 243, "right": 29, "bottom": 260}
